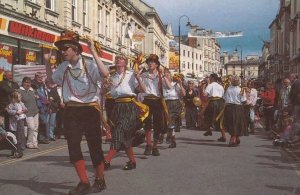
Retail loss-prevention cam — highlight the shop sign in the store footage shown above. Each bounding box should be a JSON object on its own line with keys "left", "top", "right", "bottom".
{"left": 169, "top": 51, "right": 179, "bottom": 70}
{"left": 25, "top": 50, "right": 36, "bottom": 65}
{"left": 8, "top": 21, "right": 56, "bottom": 43}
{"left": 0, "top": 44, "right": 13, "bottom": 71}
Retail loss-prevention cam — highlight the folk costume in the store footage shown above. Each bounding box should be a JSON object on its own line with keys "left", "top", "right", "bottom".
{"left": 49, "top": 30, "right": 107, "bottom": 194}
{"left": 104, "top": 68, "right": 147, "bottom": 170}
{"left": 141, "top": 54, "right": 166, "bottom": 156}
{"left": 202, "top": 74, "right": 225, "bottom": 137}
{"left": 223, "top": 79, "right": 248, "bottom": 146}
{"left": 163, "top": 74, "right": 185, "bottom": 148}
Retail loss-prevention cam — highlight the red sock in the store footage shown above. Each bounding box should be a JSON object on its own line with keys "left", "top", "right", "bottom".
{"left": 146, "top": 130, "right": 152, "bottom": 146}
{"left": 105, "top": 149, "right": 117, "bottom": 162}
{"left": 125, "top": 147, "right": 136, "bottom": 163}
{"left": 96, "top": 162, "right": 105, "bottom": 179}
{"left": 74, "top": 160, "right": 89, "bottom": 184}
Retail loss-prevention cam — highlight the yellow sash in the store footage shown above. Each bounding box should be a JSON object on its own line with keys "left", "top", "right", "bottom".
{"left": 114, "top": 97, "right": 149, "bottom": 122}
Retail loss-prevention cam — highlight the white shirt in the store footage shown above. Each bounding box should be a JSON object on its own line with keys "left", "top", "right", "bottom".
{"left": 163, "top": 82, "right": 181, "bottom": 100}
{"left": 246, "top": 88, "right": 258, "bottom": 106}
{"left": 52, "top": 56, "right": 102, "bottom": 103}
{"left": 141, "top": 72, "right": 161, "bottom": 97}
{"left": 110, "top": 70, "right": 138, "bottom": 98}
{"left": 223, "top": 86, "right": 247, "bottom": 105}
{"left": 205, "top": 82, "right": 224, "bottom": 98}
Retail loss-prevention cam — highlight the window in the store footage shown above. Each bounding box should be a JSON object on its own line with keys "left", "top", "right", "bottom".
{"left": 97, "top": 6, "right": 103, "bottom": 34}
{"left": 72, "top": 0, "right": 77, "bottom": 21}
{"left": 46, "top": 0, "right": 55, "bottom": 11}
{"left": 188, "top": 62, "right": 190, "bottom": 69}
{"left": 83, "top": 0, "right": 88, "bottom": 27}
{"left": 106, "top": 11, "right": 110, "bottom": 38}
{"left": 188, "top": 51, "right": 190, "bottom": 57}
{"left": 183, "top": 50, "right": 185, "bottom": 57}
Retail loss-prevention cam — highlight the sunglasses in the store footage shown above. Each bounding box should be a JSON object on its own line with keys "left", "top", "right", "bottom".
{"left": 59, "top": 45, "right": 71, "bottom": 51}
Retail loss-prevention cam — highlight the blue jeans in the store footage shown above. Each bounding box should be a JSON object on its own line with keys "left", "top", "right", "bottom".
{"left": 48, "top": 113, "right": 56, "bottom": 139}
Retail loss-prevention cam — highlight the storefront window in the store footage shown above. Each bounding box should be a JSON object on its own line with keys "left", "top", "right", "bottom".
{"left": 20, "top": 40, "right": 41, "bottom": 65}
{"left": 0, "top": 35, "right": 17, "bottom": 70}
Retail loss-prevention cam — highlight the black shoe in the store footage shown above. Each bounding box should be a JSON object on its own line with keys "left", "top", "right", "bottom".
{"left": 68, "top": 182, "right": 91, "bottom": 195}
{"left": 9, "top": 150, "right": 23, "bottom": 159}
{"left": 217, "top": 137, "right": 226, "bottom": 142}
{"left": 144, "top": 145, "right": 152, "bottom": 156}
{"left": 123, "top": 161, "right": 136, "bottom": 170}
{"left": 104, "top": 161, "right": 111, "bottom": 170}
{"left": 203, "top": 131, "right": 212, "bottom": 136}
{"left": 91, "top": 178, "right": 106, "bottom": 193}
{"left": 39, "top": 139, "right": 50, "bottom": 144}
{"left": 152, "top": 148, "right": 160, "bottom": 156}
{"left": 168, "top": 142, "right": 176, "bottom": 148}
{"left": 50, "top": 138, "right": 56, "bottom": 141}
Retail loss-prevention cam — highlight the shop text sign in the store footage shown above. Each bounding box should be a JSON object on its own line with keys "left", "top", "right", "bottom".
{"left": 0, "top": 44, "right": 12, "bottom": 63}
{"left": 0, "top": 44, "right": 13, "bottom": 71}
{"left": 8, "top": 21, "right": 55, "bottom": 43}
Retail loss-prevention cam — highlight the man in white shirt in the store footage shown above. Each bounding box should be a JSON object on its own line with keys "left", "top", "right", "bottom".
{"left": 162, "top": 69, "right": 185, "bottom": 148}
{"left": 200, "top": 74, "right": 225, "bottom": 141}
{"left": 141, "top": 54, "right": 165, "bottom": 156}
{"left": 45, "top": 30, "right": 109, "bottom": 194}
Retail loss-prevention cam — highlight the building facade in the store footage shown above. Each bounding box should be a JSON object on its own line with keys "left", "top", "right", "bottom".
{"left": 0, "top": 0, "right": 168, "bottom": 72}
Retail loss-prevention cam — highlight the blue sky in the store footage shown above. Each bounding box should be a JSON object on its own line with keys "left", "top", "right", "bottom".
{"left": 143, "top": 0, "right": 279, "bottom": 57}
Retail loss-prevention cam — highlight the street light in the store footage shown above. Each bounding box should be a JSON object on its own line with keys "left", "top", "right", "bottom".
{"left": 178, "top": 15, "right": 191, "bottom": 73}
{"left": 235, "top": 45, "right": 243, "bottom": 80}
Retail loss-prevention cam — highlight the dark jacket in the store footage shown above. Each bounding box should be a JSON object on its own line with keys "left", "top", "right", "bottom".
{"left": 290, "top": 79, "right": 300, "bottom": 105}
{"left": 0, "top": 79, "right": 19, "bottom": 111}
{"left": 47, "top": 87, "right": 61, "bottom": 113}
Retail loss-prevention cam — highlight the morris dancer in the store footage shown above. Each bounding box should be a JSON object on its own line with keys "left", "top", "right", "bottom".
{"left": 103, "top": 55, "right": 146, "bottom": 170}
{"left": 45, "top": 30, "right": 109, "bottom": 194}
{"left": 200, "top": 74, "right": 225, "bottom": 141}
{"left": 141, "top": 54, "right": 166, "bottom": 156}
{"left": 162, "top": 69, "right": 185, "bottom": 148}
{"left": 223, "top": 76, "right": 248, "bottom": 146}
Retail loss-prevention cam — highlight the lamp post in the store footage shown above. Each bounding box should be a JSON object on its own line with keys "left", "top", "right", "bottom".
{"left": 178, "top": 15, "right": 191, "bottom": 73}
{"left": 235, "top": 45, "right": 243, "bottom": 80}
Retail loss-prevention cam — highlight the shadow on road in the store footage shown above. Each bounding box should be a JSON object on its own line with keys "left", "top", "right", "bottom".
{"left": 265, "top": 184, "right": 300, "bottom": 194}
{"left": 0, "top": 177, "right": 71, "bottom": 195}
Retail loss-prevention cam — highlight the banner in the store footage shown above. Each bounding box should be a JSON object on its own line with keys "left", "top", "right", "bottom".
{"left": 0, "top": 44, "right": 13, "bottom": 71}
{"left": 188, "top": 30, "right": 243, "bottom": 38}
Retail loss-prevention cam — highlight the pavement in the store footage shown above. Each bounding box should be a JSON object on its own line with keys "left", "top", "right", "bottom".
{"left": 0, "top": 125, "right": 300, "bottom": 194}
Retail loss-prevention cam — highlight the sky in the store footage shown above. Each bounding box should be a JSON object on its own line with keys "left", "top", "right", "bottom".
{"left": 143, "top": 0, "right": 279, "bottom": 58}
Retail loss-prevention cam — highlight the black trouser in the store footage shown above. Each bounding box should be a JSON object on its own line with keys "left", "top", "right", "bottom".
{"left": 55, "top": 108, "right": 65, "bottom": 137}
{"left": 64, "top": 106, "right": 104, "bottom": 167}
{"left": 15, "top": 119, "right": 26, "bottom": 151}
{"left": 263, "top": 106, "right": 275, "bottom": 131}
{"left": 143, "top": 98, "right": 164, "bottom": 141}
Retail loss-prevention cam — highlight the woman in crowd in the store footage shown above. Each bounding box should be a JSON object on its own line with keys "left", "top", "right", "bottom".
{"left": 260, "top": 81, "right": 276, "bottom": 132}
{"left": 184, "top": 80, "right": 198, "bottom": 129}
{"left": 223, "top": 76, "right": 248, "bottom": 146}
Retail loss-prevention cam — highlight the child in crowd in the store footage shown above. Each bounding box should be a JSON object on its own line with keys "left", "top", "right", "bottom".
{"left": 6, "top": 91, "right": 27, "bottom": 155}
{"left": 0, "top": 116, "right": 21, "bottom": 158}
{"left": 273, "top": 114, "right": 294, "bottom": 147}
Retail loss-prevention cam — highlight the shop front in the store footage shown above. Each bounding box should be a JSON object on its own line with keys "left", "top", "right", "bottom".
{"left": 0, "top": 15, "right": 113, "bottom": 82}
